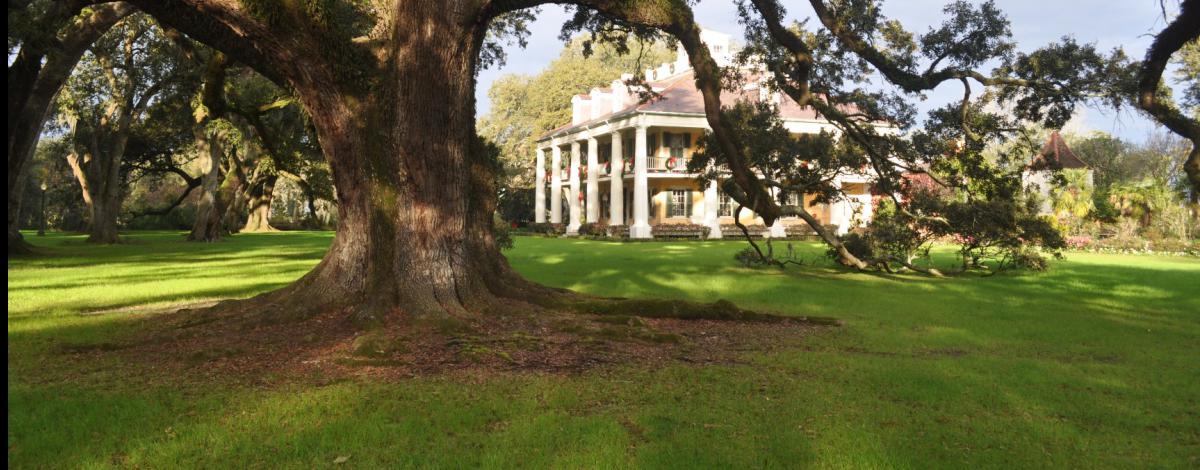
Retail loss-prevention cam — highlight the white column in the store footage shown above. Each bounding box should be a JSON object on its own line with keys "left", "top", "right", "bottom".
{"left": 630, "top": 125, "right": 652, "bottom": 239}
{"left": 567, "top": 140, "right": 582, "bottom": 235}
{"left": 586, "top": 136, "right": 599, "bottom": 223}
{"left": 833, "top": 192, "right": 851, "bottom": 235}
{"left": 767, "top": 187, "right": 787, "bottom": 238}
{"left": 703, "top": 179, "right": 722, "bottom": 239}
{"left": 609, "top": 131, "right": 624, "bottom": 226}
{"left": 534, "top": 147, "right": 546, "bottom": 223}
{"left": 550, "top": 145, "right": 562, "bottom": 224}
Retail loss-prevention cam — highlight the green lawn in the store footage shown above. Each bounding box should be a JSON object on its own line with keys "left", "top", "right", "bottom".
{"left": 8, "top": 231, "right": 1200, "bottom": 468}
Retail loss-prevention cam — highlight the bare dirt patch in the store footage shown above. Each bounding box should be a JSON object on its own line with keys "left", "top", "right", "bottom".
{"left": 56, "top": 299, "right": 830, "bottom": 386}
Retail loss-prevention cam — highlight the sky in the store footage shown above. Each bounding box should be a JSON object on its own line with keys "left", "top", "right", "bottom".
{"left": 474, "top": 0, "right": 1181, "bottom": 142}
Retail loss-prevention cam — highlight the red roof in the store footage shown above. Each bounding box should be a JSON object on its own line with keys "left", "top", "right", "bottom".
{"left": 634, "top": 71, "right": 832, "bottom": 118}
{"left": 1029, "top": 132, "right": 1089, "bottom": 170}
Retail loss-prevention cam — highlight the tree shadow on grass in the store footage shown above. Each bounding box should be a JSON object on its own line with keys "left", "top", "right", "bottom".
{"left": 8, "top": 236, "right": 1198, "bottom": 468}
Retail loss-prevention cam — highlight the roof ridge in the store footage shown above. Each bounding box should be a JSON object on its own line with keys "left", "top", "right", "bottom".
{"left": 636, "top": 71, "right": 694, "bottom": 111}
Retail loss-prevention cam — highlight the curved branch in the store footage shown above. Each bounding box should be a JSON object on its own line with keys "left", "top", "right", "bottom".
{"left": 123, "top": 0, "right": 323, "bottom": 88}
{"left": 1136, "top": 0, "right": 1200, "bottom": 138}
{"left": 1134, "top": 0, "right": 1200, "bottom": 192}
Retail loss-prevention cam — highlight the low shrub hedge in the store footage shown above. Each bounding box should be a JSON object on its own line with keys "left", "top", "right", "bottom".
{"left": 652, "top": 223, "right": 711, "bottom": 239}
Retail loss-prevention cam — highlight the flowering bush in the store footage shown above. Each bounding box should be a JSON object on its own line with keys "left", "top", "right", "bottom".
{"left": 1064, "top": 235, "right": 1093, "bottom": 250}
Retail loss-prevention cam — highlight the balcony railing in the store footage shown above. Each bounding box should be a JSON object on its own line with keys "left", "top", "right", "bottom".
{"left": 649, "top": 156, "right": 691, "bottom": 172}
{"left": 548, "top": 157, "right": 691, "bottom": 181}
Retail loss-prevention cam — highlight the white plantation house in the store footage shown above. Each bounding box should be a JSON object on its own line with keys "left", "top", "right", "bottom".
{"left": 532, "top": 30, "right": 889, "bottom": 238}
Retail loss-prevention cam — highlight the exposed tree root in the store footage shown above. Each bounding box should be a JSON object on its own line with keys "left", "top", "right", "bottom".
{"left": 62, "top": 281, "right": 834, "bottom": 387}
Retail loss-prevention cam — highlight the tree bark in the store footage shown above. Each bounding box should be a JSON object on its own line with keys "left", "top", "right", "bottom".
{"left": 288, "top": 7, "right": 527, "bottom": 321}
{"left": 220, "top": 156, "right": 248, "bottom": 231}
{"left": 7, "top": 3, "right": 134, "bottom": 253}
{"left": 67, "top": 146, "right": 125, "bottom": 244}
{"left": 188, "top": 128, "right": 225, "bottom": 242}
{"left": 241, "top": 174, "right": 277, "bottom": 232}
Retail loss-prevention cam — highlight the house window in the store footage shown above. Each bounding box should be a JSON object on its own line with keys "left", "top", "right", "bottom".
{"left": 718, "top": 191, "right": 734, "bottom": 217}
{"left": 647, "top": 133, "right": 658, "bottom": 157}
{"left": 667, "top": 132, "right": 691, "bottom": 167}
{"left": 782, "top": 192, "right": 802, "bottom": 217}
{"left": 667, "top": 189, "right": 692, "bottom": 218}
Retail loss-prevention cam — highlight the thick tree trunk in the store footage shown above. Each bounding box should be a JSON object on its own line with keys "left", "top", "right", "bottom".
{"left": 241, "top": 174, "right": 277, "bottom": 232}
{"left": 189, "top": 129, "right": 224, "bottom": 242}
{"left": 67, "top": 148, "right": 125, "bottom": 244}
{"left": 8, "top": 177, "right": 30, "bottom": 252}
{"left": 89, "top": 195, "right": 122, "bottom": 244}
{"left": 218, "top": 142, "right": 248, "bottom": 232}
{"left": 220, "top": 177, "right": 246, "bottom": 232}
{"left": 246, "top": 5, "right": 552, "bottom": 322}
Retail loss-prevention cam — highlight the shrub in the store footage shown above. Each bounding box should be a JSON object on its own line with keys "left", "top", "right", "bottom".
{"left": 577, "top": 223, "right": 602, "bottom": 237}
{"left": 492, "top": 213, "right": 514, "bottom": 250}
{"left": 720, "top": 224, "right": 767, "bottom": 238}
{"left": 1006, "top": 246, "right": 1053, "bottom": 272}
{"left": 651, "top": 223, "right": 710, "bottom": 239}
{"left": 605, "top": 225, "right": 629, "bottom": 239}
{"left": 832, "top": 232, "right": 874, "bottom": 260}
{"left": 734, "top": 247, "right": 768, "bottom": 267}
{"left": 525, "top": 222, "right": 565, "bottom": 236}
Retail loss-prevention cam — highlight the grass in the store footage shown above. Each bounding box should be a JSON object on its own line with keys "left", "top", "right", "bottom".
{"left": 8, "top": 230, "right": 1200, "bottom": 468}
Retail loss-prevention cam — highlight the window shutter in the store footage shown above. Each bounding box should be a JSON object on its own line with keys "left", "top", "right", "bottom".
{"left": 685, "top": 191, "right": 692, "bottom": 217}
{"left": 683, "top": 133, "right": 691, "bottom": 148}
{"left": 665, "top": 190, "right": 673, "bottom": 216}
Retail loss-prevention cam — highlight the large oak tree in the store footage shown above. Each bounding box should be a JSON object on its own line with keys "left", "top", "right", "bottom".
{"left": 70, "top": 0, "right": 1196, "bottom": 320}
{"left": 8, "top": 1, "right": 134, "bottom": 253}
{"left": 59, "top": 13, "right": 191, "bottom": 243}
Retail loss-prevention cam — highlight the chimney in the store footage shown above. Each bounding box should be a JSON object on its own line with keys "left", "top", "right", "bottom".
{"left": 571, "top": 94, "right": 591, "bottom": 125}
{"left": 611, "top": 79, "right": 627, "bottom": 113}
{"left": 590, "top": 87, "right": 609, "bottom": 119}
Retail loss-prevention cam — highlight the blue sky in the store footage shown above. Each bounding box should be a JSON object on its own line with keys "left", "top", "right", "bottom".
{"left": 475, "top": 0, "right": 1179, "bottom": 142}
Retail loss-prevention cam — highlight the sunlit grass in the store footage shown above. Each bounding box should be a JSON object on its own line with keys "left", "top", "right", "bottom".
{"left": 8, "top": 231, "right": 1200, "bottom": 468}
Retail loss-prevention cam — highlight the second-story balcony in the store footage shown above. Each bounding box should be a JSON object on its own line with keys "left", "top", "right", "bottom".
{"left": 552, "top": 156, "right": 694, "bottom": 181}
{"left": 648, "top": 156, "right": 691, "bottom": 173}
